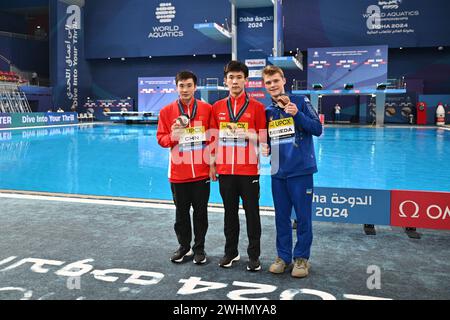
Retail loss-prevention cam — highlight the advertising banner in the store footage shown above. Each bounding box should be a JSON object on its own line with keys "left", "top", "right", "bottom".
{"left": 50, "top": 0, "right": 90, "bottom": 113}
{"left": 0, "top": 113, "right": 78, "bottom": 128}
{"left": 383, "top": 94, "right": 416, "bottom": 124}
{"left": 0, "top": 113, "right": 12, "bottom": 129}
{"left": 237, "top": 7, "right": 273, "bottom": 105}
{"left": 391, "top": 190, "right": 450, "bottom": 230}
{"left": 312, "top": 187, "right": 391, "bottom": 225}
{"left": 237, "top": 7, "right": 273, "bottom": 61}
{"left": 285, "top": 0, "right": 450, "bottom": 50}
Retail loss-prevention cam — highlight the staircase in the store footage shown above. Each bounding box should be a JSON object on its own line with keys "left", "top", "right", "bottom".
{"left": 0, "top": 84, "right": 32, "bottom": 113}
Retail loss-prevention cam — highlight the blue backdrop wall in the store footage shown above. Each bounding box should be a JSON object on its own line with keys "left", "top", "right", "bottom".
{"left": 84, "top": 0, "right": 231, "bottom": 59}
{"left": 81, "top": 0, "right": 450, "bottom": 103}
{"left": 3, "top": 0, "right": 449, "bottom": 103}
{"left": 0, "top": 35, "right": 48, "bottom": 76}
{"left": 86, "top": 47, "right": 450, "bottom": 104}
{"left": 0, "top": 11, "right": 27, "bottom": 34}
{"left": 388, "top": 48, "right": 450, "bottom": 95}
{"left": 87, "top": 54, "right": 231, "bottom": 106}
{"left": 284, "top": 0, "right": 450, "bottom": 50}
{"left": 0, "top": 0, "right": 48, "bottom": 10}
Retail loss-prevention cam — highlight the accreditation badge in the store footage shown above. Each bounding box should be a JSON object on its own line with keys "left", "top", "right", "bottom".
{"left": 178, "top": 126, "right": 206, "bottom": 152}
{"left": 268, "top": 117, "right": 295, "bottom": 145}
{"left": 219, "top": 122, "right": 248, "bottom": 147}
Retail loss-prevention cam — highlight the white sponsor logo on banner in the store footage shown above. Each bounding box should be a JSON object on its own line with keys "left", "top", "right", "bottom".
{"left": 246, "top": 80, "right": 263, "bottom": 88}
{"left": 378, "top": 0, "right": 401, "bottom": 10}
{"left": 245, "top": 59, "right": 266, "bottom": 67}
{"left": 398, "top": 200, "right": 450, "bottom": 220}
{"left": 248, "top": 69, "right": 262, "bottom": 78}
{"left": 155, "top": 2, "right": 175, "bottom": 23}
{"left": 149, "top": 2, "right": 183, "bottom": 38}
{"left": 364, "top": 1, "right": 419, "bottom": 35}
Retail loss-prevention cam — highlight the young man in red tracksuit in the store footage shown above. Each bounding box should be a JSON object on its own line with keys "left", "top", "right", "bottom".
{"left": 210, "top": 60, "right": 267, "bottom": 271}
{"left": 157, "top": 71, "right": 212, "bottom": 265}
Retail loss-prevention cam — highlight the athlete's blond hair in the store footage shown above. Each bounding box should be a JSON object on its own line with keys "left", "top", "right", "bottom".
{"left": 262, "top": 65, "right": 285, "bottom": 79}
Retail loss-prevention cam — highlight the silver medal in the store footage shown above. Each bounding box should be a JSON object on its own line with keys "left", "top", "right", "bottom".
{"left": 176, "top": 115, "right": 189, "bottom": 127}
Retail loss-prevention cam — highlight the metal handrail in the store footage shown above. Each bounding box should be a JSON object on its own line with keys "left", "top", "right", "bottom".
{"left": 0, "top": 30, "right": 47, "bottom": 41}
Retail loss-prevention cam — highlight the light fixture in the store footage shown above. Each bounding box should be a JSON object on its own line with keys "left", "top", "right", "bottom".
{"left": 121, "top": 57, "right": 125, "bottom": 61}
{"left": 376, "top": 83, "right": 387, "bottom": 90}
{"left": 193, "top": 54, "right": 196, "bottom": 57}
{"left": 438, "top": 46, "right": 444, "bottom": 51}
{"left": 37, "top": 26, "right": 41, "bottom": 29}
{"left": 399, "top": 47, "right": 403, "bottom": 50}
{"left": 212, "top": 54, "right": 216, "bottom": 58}
{"left": 312, "top": 83, "right": 323, "bottom": 90}
{"left": 344, "top": 83, "right": 354, "bottom": 90}
{"left": 149, "top": 56, "right": 152, "bottom": 58}
{"left": 107, "top": 57, "right": 111, "bottom": 60}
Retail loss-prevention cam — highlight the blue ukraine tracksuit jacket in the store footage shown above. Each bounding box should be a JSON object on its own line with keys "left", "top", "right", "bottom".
{"left": 266, "top": 95, "right": 322, "bottom": 262}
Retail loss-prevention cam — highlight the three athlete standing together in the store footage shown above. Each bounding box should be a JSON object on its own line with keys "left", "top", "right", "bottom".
{"left": 157, "top": 61, "right": 322, "bottom": 278}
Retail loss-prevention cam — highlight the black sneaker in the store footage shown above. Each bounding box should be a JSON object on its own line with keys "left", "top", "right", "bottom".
{"left": 193, "top": 252, "right": 207, "bottom": 264}
{"left": 246, "top": 258, "right": 262, "bottom": 272}
{"left": 170, "top": 247, "right": 193, "bottom": 263}
{"left": 218, "top": 254, "right": 240, "bottom": 268}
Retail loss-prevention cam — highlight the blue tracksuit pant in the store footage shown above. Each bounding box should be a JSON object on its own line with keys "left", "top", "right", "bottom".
{"left": 271, "top": 174, "right": 313, "bottom": 263}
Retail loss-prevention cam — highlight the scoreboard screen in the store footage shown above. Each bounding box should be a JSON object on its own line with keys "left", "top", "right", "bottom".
{"left": 138, "top": 77, "right": 178, "bottom": 113}
{"left": 307, "top": 45, "right": 388, "bottom": 90}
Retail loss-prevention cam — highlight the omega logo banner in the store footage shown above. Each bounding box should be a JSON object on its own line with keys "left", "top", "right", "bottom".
{"left": 391, "top": 190, "right": 450, "bottom": 230}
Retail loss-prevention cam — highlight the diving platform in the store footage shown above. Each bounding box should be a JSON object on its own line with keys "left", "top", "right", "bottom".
{"left": 194, "top": 23, "right": 231, "bottom": 42}
{"left": 269, "top": 56, "right": 303, "bottom": 70}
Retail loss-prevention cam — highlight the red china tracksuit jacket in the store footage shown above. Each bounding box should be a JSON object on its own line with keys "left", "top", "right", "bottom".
{"left": 157, "top": 98, "right": 212, "bottom": 183}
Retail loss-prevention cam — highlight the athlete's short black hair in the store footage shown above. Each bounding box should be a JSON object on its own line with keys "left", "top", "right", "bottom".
{"left": 224, "top": 60, "right": 249, "bottom": 78}
{"left": 175, "top": 70, "right": 197, "bottom": 85}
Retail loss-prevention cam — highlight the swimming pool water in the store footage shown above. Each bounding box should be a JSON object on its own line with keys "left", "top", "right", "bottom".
{"left": 0, "top": 124, "right": 448, "bottom": 206}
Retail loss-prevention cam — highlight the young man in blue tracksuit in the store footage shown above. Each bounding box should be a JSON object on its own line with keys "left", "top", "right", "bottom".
{"left": 261, "top": 65, "right": 322, "bottom": 278}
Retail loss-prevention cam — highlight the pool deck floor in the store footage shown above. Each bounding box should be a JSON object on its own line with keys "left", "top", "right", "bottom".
{"left": 0, "top": 191, "right": 449, "bottom": 301}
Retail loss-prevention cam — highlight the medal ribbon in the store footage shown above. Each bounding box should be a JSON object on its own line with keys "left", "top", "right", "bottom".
{"left": 177, "top": 99, "right": 198, "bottom": 121}
{"left": 227, "top": 94, "right": 249, "bottom": 123}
